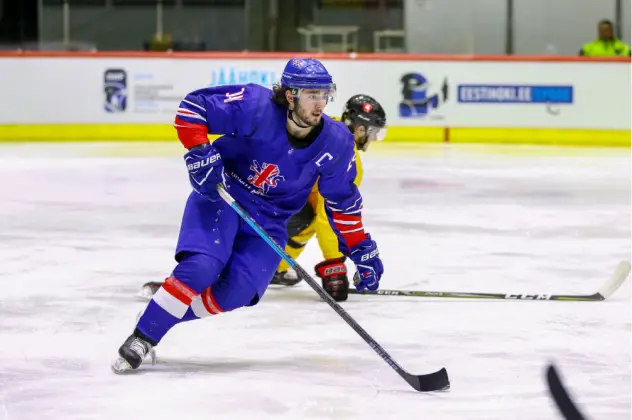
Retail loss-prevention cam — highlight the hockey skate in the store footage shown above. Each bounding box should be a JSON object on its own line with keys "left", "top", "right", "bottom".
{"left": 270, "top": 267, "right": 302, "bottom": 286}
{"left": 111, "top": 332, "right": 156, "bottom": 374}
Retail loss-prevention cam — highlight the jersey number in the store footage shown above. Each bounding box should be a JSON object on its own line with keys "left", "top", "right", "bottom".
{"left": 224, "top": 88, "right": 245, "bottom": 103}
{"left": 347, "top": 154, "right": 356, "bottom": 172}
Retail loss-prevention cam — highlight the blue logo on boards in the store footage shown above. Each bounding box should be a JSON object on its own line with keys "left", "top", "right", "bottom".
{"left": 210, "top": 67, "right": 277, "bottom": 89}
{"left": 457, "top": 85, "right": 574, "bottom": 104}
{"left": 399, "top": 72, "right": 449, "bottom": 118}
{"left": 104, "top": 69, "right": 127, "bottom": 113}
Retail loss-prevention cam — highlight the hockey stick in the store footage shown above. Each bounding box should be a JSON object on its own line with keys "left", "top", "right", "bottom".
{"left": 348, "top": 261, "right": 630, "bottom": 301}
{"left": 546, "top": 364, "right": 587, "bottom": 420}
{"left": 217, "top": 185, "right": 450, "bottom": 392}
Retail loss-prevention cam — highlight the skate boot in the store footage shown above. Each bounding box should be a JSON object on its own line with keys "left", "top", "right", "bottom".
{"left": 111, "top": 330, "right": 157, "bottom": 374}
{"left": 270, "top": 267, "right": 301, "bottom": 286}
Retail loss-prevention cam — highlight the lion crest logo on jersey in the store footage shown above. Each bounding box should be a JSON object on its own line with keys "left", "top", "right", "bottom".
{"left": 247, "top": 161, "right": 285, "bottom": 193}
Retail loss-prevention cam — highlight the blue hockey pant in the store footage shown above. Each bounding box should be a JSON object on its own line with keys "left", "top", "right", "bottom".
{"left": 136, "top": 192, "right": 287, "bottom": 344}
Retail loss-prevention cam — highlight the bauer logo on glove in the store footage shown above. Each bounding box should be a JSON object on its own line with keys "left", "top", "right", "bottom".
{"left": 322, "top": 264, "right": 346, "bottom": 276}
{"left": 184, "top": 145, "right": 227, "bottom": 202}
{"left": 349, "top": 235, "right": 383, "bottom": 292}
{"left": 186, "top": 152, "right": 221, "bottom": 171}
{"left": 360, "top": 248, "right": 379, "bottom": 262}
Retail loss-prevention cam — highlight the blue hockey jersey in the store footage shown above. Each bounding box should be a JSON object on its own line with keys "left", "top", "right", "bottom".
{"left": 174, "top": 83, "right": 368, "bottom": 253}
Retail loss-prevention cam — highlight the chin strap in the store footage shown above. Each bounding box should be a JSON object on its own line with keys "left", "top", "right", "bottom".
{"left": 287, "top": 109, "right": 311, "bottom": 129}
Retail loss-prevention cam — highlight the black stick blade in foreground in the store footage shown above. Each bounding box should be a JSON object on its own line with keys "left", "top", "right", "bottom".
{"left": 405, "top": 368, "right": 450, "bottom": 392}
{"left": 546, "top": 364, "right": 587, "bottom": 420}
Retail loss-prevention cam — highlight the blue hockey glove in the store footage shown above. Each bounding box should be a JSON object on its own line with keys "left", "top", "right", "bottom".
{"left": 349, "top": 235, "right": 383, "bottom": 291}
{"left": 184, "top": 144, "right": 226, "bottom": 202}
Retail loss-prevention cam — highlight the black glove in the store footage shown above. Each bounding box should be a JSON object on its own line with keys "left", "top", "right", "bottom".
{"left": 315, "top": 257, "right": 349, "bottom": 302}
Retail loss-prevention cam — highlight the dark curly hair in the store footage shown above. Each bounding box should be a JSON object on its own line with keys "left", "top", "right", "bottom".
{"left": 272, "top": 83, "right": 291, "bottom": 107}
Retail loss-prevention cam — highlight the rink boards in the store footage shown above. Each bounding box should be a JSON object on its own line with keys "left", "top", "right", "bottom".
{"left": 0, "top": 52, "right": 630, "bottom": 147}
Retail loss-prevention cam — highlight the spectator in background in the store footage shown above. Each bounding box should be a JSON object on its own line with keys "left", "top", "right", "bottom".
{"left": 580, "top": 20, "right": 630, "bottom": 57}
{"left": 149, "top": 32, "right": 173, "bottom": 52}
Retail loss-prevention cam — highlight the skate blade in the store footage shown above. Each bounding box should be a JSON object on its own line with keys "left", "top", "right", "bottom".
{"left": 148, "top": 348, "right": 157, "bottom": 365}
{"left": 135, "top": 286, "right": 155, "bottom": 301}
{"left": 111, "top": 356, "right": 134, "bottom": 374}
{"left": 110, "top": 349, "right": 156, "bottom": 374}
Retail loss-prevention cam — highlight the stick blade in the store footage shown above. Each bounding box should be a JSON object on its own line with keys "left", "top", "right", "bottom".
{"left": 546, "top": 364, "right": 587, "bottom": 420}
{"left": 404, "top": 367, "right": 450, "bottom": 392}
{"left": 597, "top": 260, "right": 631, "bottom": 300}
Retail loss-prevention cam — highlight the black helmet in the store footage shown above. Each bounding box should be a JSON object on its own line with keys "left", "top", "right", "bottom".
{"left": 341, "top": 94, "right": 387, "bottom": 151}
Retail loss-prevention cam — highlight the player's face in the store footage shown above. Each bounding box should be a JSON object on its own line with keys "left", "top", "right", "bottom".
{"left": 295, "top": 89, "right": 328, "bottom": 126}
{"left": 354, "top": 126, "right": 369, "bottom": 151}
{"left": 354, "top": 125, "right": 387, "bottom": 151}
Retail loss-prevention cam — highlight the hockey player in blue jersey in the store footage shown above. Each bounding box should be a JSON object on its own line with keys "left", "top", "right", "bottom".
{"left": 111, "top": 57, "right": 384, "bottom": 373}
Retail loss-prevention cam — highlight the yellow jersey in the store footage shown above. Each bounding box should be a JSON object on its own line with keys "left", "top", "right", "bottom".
{"left": 301, "top": 115, "right": 363, "bottom": 260}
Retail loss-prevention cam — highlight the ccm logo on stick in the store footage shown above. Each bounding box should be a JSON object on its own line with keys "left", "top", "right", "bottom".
{"left": 505, "top": 294, "right": 552, "bottom": 300}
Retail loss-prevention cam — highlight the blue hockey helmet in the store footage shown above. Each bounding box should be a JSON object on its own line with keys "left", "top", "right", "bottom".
{"left": 280, "top": 58, "right": 336, "bottom": 102}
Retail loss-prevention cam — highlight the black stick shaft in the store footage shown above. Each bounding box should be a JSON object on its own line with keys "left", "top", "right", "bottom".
{"left": 218, "top": 185, "right": 449, "bottom": 392}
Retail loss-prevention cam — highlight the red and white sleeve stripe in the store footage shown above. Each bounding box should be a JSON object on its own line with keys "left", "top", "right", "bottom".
{"left": 174, "top": 98, "right": 210, "bottom": 149}
{"left": 327, "top": 198, "right": 368, "bottom": 249}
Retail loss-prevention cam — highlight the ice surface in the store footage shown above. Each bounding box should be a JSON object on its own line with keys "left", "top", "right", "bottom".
{"left": 0, "top": 142, "right": 629, "bottom": 420}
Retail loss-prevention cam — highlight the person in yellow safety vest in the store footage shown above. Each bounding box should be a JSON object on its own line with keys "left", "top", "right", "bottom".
{"left": 270, "top": 94, "right": 387, "bottom": 302}
{"left": 139, "top": 94, "right": 387, "bottom": 303}
{"left": 580, "top": 20, "right": 630, "bottom": 57}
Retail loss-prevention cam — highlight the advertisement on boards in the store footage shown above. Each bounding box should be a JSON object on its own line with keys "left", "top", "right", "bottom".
{"left": 103, "top": 69, "right": 128, "bottom": 113}
{"left": 101, "top": 62, "right": 281, "bottom": 119}
{"left": 103, "top": 67, "right": 187, "bottom": 116}
{"left": 397, "top": 71, "right": 449, "bottom": 121}
{"left": 209, "top": 66, "right": 278, "bottom": 89}
{"left": 0, "top": 57, "right": 629, "bottom": 130}
{"left": 457, "top": 84, "right": 574, "bottom": 116}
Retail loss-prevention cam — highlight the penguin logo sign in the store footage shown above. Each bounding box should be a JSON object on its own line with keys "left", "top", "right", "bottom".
{"left": 399, "top": 72, "right": 449, "bottom": 119}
